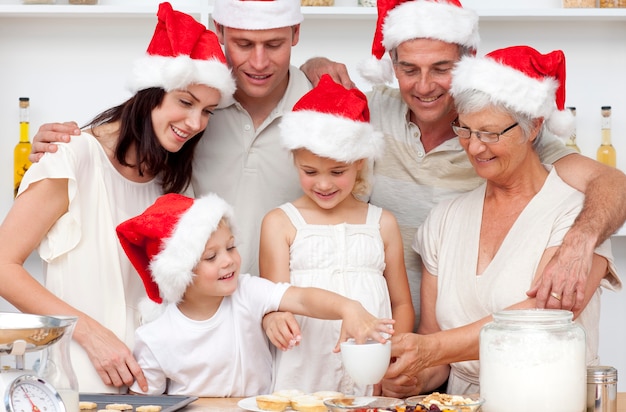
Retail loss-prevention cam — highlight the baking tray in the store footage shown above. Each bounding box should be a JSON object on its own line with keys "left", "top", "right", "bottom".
{"left": 79, "top": 393, "right": 198, "bottom": 412}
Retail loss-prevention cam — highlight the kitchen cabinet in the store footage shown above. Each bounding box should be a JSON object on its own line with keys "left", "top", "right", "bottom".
{"left": 0, "top": 0, "right": 624, "bottom": 388}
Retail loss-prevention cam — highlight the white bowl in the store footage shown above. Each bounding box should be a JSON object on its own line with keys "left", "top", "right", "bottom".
{"left": 340, "top": 339, "right": 391, "bottom": 385}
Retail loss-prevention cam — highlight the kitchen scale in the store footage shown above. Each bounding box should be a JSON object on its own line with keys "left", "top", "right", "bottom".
{"left": 0, "top": 312, "right": 74, "bottom": 412}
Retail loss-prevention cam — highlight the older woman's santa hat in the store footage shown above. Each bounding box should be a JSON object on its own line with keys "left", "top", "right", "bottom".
{"left": 359, "top": 0, "right": 480, "bottom": 84}
{"left": 450, "top": 45, "right": 575, "bottom": 139}
{"left": 280, "top": 74, "right": 384, "bottom": 163}
{"left": 128, "top": 2, "right": 236, "bottom": 108}
{"left": 212, "top": 0, "right": 303, "bottom": 30}
{"left": 116, "top": 193, "right": 235, "bottom": 322}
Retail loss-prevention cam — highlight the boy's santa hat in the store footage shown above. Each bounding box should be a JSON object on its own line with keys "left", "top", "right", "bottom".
{"left": 450, "top": 45, "right": 575, "bottom": 139}
{"left": 358, "top": 0, "right": 480, "bottom": 84}
{"left": 212, "top": 0, "right": 303, "bottom": 30}
{"left": 128, "top": 2, "right": 236, "bottom": 108}
{"left": 116, "top": 193, "right": 235, "bottom": 322}
{"left": 280, "top": 74, "right": 384, "bottom": 163}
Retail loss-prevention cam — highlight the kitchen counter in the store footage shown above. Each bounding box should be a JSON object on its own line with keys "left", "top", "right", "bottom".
{"left": 184, "top": 392, "right": 626, "bottom": 411}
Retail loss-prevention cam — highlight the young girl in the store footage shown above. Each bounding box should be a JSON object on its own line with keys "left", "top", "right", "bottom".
{"left": 259, "top": 75, "right": 415, "bottom": 396}
{"left": 0, "top": 2, "right": 234, "bottom": 393}
{"left": 116, "top": 192, "right": 394, "bottom": 397}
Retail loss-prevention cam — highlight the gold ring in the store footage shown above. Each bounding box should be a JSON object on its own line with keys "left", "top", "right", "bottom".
{"left": 550, "top": 292, "right": 562, "bottom": 301}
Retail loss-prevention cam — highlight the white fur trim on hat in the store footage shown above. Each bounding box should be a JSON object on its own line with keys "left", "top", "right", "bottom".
{"left": 452, "top": 56, "right": 558, "bottom": 120}
{"left": 383, "top": 1, "right": 480, "bottom": 52}
{"left": 280, "top": 110, "right": 385, "bottom": 163}
{"left": 128, "top": 55, "right": 236, "bottom": 108}
{"left": 149, "top": 193, "right": 235, "bottom": 305}
{"left": 212, "top": 0, "right": 303, "bottom": 30}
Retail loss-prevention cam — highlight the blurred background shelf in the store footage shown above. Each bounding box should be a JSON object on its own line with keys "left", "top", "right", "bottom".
{"left": 2, "top": 4, "right": 626, "bottom": 20}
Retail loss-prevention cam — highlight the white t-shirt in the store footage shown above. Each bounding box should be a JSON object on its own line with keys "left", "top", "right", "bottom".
{"left": 130, "top": 274, "right": 290, "bottom": 397}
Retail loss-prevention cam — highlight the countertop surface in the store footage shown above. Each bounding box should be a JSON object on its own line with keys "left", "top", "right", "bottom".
{"left": 183, "top": 392, "right": 626, "bottom": 411}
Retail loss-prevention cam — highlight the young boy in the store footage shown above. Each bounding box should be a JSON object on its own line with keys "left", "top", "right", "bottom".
{"left": 116, "top": 192, "right": 395, "bottom": 397}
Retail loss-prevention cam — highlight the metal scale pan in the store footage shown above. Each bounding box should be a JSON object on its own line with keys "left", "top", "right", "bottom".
{"left": 0, "top": 312, "right": 70, "bottom": 355}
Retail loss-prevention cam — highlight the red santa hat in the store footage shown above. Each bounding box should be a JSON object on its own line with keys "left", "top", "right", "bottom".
{"left": 450, "top": 45, "right": 575, "bottom": 139}
{"left": 280, "top": 74, "right": 384, "bottom": 163}
{"left": 116, "top": 193, "right": 235, "bottom": 321}
{"left": 128, "top": 2, "right": 236, "bottom": 108}
{"left": 212, "top": 0, "right": 303, "bottom": 30}
{"left": 359, "top": 0, "right": 480, "bottom": 84}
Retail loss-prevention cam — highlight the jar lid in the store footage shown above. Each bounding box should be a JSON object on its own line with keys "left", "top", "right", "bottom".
{"left": 587, "top": 366, "right": 618, "bottom": 384}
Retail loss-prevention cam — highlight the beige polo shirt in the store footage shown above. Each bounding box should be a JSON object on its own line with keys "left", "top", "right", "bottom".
{"left": 192, "top": 66, "right": 312, "bottom": 276}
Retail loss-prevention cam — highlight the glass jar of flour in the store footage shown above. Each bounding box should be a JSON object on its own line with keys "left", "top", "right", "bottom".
{"left": 480, "top": 309, "right": 586, "bottom": 412}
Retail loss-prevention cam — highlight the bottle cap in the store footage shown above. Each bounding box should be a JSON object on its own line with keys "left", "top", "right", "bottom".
{"left": 587, "top": 366, "right": 618, "bottom": 384}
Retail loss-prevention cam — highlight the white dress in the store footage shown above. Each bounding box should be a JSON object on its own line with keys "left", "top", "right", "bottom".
{"left": 414, "top": 166, "right": 621, "bottom": 394}
{"left": 271, "top": 203, "right": 392, "bottom": 395}
{"left": 130, "top": 274, "right": 290, "bottom": 397}
{"left": 18, "top": 133, "right": 162, "bottom": 393}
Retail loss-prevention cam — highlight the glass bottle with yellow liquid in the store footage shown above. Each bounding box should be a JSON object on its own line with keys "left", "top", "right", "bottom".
{"left": 14, "top": 97, "right": 32, "bottom": 197}
{"left": 565, "top": 106, "right": 581, "bottom": 153}
{"left": 596, "top": 106, "right": 616, "bottom": 167}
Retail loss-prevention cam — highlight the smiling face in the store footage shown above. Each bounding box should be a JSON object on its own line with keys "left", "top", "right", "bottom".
{"left": 216, "top": 23, "right": 299, "bottom": 107}
{"left": 457, "top": 108, "right": 538, "bottom": 183}
{"left": 393, "top": 38, "right": 461, "bottom": 130}
{"left": 293, "top": 149, "right": 363, "bottom": 210}
{"left": 151, "top": 84, "right": 221, "bottom": 153}
{"left": 184, "top": 221, "right": 241, "bottom": 302}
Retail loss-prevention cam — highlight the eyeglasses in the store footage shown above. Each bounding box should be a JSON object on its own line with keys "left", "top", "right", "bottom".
{"left": 451, "top": 120, "right": 519, "bottom": 143}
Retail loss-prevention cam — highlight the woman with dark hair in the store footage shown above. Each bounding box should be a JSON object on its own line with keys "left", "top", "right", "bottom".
{"left": 0, "top": 2, "right": 234, "bottom": 394}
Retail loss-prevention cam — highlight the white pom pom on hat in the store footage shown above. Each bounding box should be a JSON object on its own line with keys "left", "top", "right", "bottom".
{"left": 358, "top": 0, "right": 480, "bottom": 85}
{"left": 450, "top": 45, "right": 575, "bottom": 139}
{"left": 127, "top": 2, "right": 236, "bottom": 108}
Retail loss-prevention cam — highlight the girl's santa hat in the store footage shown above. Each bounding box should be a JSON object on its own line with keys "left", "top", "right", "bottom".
{"left": 359, "top": 0, "right": 480, "bottom": 84}
{"left": 212, "top": 0, "right": 303, "bottom": 30}
{"left": 128, "top": 2, "right": 236, "bottom": 108}
{"left": 280, "top": 74, "right": 384, "bottom": 163}
{"left": 450, "top": 45, "right": 575, "bottom": 139}
{"left": 116, "top": 193, "right": 235, "bottom": 322}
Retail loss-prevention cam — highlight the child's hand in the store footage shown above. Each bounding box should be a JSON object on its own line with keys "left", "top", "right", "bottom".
{"left": 262, "top": 311, "right": 302, "bottom": 351}
{"left": 333, "top": 302, "right": 395, "bottom": 353}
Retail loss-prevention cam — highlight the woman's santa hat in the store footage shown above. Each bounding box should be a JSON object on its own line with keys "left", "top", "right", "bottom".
{"left": 116, "top": 193, "right": 235, "bottom": 322}
{"left": 280, "top": 74, "right": 384, "bottom": 163}
{"left": 212, "top": 0, "right": 303, "bottom": 30}
{"left": 450, "top": 45, "right": 575, "bottom": 139}
{"left": 128, "top": 2, "right": 236, "bottom": 108}
{"left": 359, "top": 0, "right": 480, "bottom": 84}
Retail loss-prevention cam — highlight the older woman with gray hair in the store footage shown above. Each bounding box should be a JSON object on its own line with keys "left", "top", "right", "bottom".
{"left": 383, "top": 45, "right": 621, "bottom": 396}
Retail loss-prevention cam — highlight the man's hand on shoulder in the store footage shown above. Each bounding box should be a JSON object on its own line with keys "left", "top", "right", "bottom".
{"left": 29, "top": 121, "right": 81, "bottom": 163}
{"left": 300, "top": 57, "right": 356, "bottom": 89}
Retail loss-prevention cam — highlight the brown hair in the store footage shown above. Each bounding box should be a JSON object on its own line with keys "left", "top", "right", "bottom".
{"left": 85, "top": 88, "right": 203, "bottom": 194}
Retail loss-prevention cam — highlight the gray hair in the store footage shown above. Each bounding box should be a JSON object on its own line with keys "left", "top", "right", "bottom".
{"left": 453, "top": 88, "right": 541, "bottom": 144}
